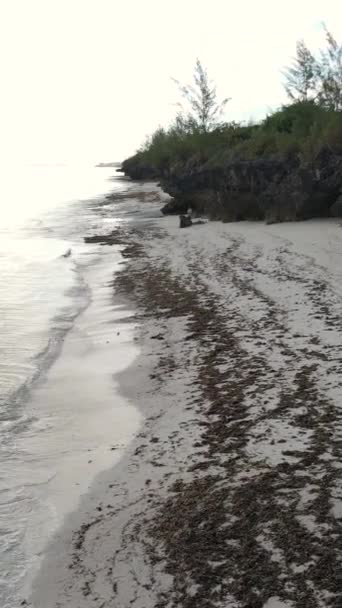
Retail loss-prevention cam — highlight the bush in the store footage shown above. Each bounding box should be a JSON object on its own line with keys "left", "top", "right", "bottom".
{"left": 125, "top": 102, "right": 342, "bottom": 173}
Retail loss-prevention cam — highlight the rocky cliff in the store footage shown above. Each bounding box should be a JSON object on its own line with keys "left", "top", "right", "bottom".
{"left": 122, "top": 146, "right": 342, "bottom": 222}
{"left": 120, "top": 156, "right": 160, "bottom": 181}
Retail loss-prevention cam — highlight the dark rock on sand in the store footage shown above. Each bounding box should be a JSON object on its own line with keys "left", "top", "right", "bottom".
{"left": 179, "top": 214, "right": 192, "bottom": 228}
{"left": 122, "top": 145, "right": 342, "bottom": 223}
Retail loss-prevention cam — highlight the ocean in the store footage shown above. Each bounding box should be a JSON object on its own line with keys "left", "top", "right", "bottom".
{"left": 0, "top": 164, "right": 140, "bottom": 607}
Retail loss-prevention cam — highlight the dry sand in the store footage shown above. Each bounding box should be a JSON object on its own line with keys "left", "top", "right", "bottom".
{"left": 29, "top": 184, "right": 342, "bottom": 608}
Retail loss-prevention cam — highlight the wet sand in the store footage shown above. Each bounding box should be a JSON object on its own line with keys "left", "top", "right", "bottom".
{"left": 30, "top": 184, "right": 342, "bottom": 608}
{"left": 18, "top": 243, "right": 141, "bottom": 603}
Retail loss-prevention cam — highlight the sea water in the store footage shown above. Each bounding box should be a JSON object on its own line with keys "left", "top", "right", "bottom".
{"left": 0, "top": 164, "right": 140, "bottom": 607}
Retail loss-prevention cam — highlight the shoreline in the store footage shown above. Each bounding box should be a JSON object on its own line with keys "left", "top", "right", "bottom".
{"left": 30, "top": 182, "right": 342, "bottom": 608}
{"left": 0, "top": 167, "right": 143, "bottom": 608}
{"left": 24, "top": 260, "right": 141, "bottom": 600}
{"left": 18, "top": 211, "right": 142, "bottom": 605}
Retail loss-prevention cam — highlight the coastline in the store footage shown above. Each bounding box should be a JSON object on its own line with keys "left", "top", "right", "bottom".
{"left": 0, "top": 166, "right": 145, "bottom": 608}
{"left": 30, "top": 182, "right": 342, "bottom": 608}
{"left": 19, "top": 243, "right": 142, "bottom": 604}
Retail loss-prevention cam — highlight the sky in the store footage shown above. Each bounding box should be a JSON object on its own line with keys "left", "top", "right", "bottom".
{"left": 0, "top": 0, "right": 341, "bottom": 164}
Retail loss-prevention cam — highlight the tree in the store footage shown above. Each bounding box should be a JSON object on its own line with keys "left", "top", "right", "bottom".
{"left": 283, "top": 40, "right": 318, "bottom": 102}
{"left": 284, "top": 27, "right": 342, "bottom": 111}
{"left": 317, "top": 26, "right": 342, "bottom": 111}
{"left": 173, "top": 59, "right": 230, "bottom": 133}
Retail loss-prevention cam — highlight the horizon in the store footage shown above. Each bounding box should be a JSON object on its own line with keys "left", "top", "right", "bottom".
{"left": 0, "top": 0, "right": 341, "bottom": 165}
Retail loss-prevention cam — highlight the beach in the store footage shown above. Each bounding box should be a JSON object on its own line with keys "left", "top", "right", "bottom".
{"left": 0, "top": 165, "right": 146, "bottom": 608}
{"left": 30, "top": 181, "right": 342, "bottom": 608}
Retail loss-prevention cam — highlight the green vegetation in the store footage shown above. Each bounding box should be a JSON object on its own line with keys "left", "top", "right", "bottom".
{"left": 284, "top": 27, "right": 342, "bottom": 110}
{"left": 124, "top": 29, "right": 342, "bottom": 176}
{"left": 172, "top": 58, "right": 230, "bottom": 134}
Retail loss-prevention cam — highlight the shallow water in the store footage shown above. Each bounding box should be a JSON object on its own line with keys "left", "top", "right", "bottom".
{"left": 0, "top": 164, "right": 141, "bottom": 607}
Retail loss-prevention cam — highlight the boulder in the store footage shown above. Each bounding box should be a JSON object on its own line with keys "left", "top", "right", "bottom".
{"left": 179, "top": 215, "right": 193, "bottom": 228}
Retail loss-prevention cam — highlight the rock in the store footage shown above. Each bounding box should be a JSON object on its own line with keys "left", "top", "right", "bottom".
{"left": 160, "top": 151, "right": 342, "bottom": 222}
{"left": 179, "top": 215, "right": 192, "bottom": 228}
{"left": 161, "top": 198, "right": 189, "bottom": 215}
{"left": 122, "top": 145, "right": 342, "bottom": 223}
{"left": 120, "top": 157, "right": 160, "bottom": 180}
{"left": 330, "top": 193, "right": 342, "bottom": 216}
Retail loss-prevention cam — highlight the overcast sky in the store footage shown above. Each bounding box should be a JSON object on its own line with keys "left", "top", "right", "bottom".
{"left": 0, "top": 0, "right": 341, "bottom": 164}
